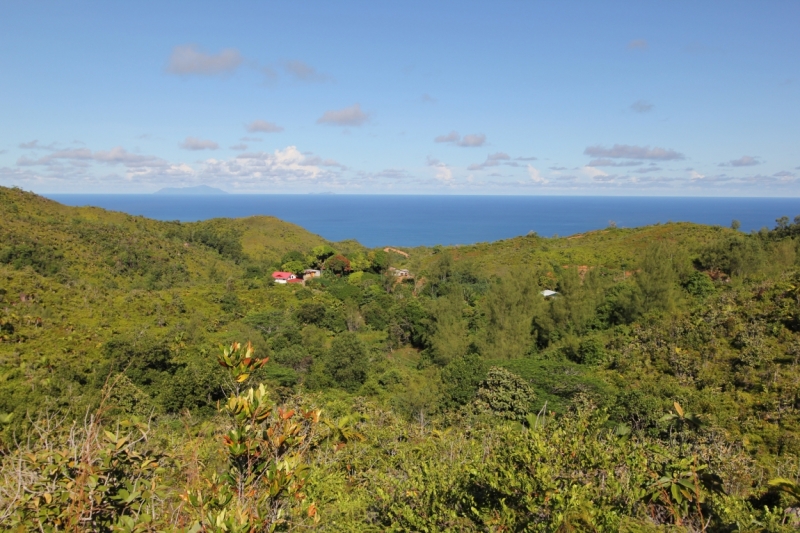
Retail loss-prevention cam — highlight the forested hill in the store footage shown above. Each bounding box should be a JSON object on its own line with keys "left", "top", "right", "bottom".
{"left": 3, "top": 184, "right": 800, "bottom": 531}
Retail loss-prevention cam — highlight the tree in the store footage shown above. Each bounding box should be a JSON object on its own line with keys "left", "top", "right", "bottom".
{"left": 325, "top": 332, "right": 368, "bottom": 392}
{"left": 348, "top": 252, "right": 371, "bottom": 272}
{"left": 731, "top": 219, "right": 741, "bottom": 230}
{"left": 370, "top": 249, "right": 390, "bottom": 273}
{"left": 184, "top": 342, "right": 320, "bottom": 531}
{"left": 281, "top": 250, "right": 305, "bottom": 265}
{"left": 325, "top": 254, "right": 351, "bottom": 276}
{"left": 427, "top": 292, "right": 470, "bottom": 365}
{"left": 281, "top": 259, "right": 305, "bottom": 275}
{"left": 441, "top": 353, "right": 487, "bottom": 408}
{"left": 478, "top": 272, "right": 542, "bottom": 358}
{"left": 635, "top": 242, "right": 682, "bottom": 315}
{"left": 474, "top": 367, "right": 536, "bottom": 422}
{"left": 309, "top": 244, "right": 335, "bottom": 268}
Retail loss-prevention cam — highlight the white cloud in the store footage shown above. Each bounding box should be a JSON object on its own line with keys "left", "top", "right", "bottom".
{"left": 180, "top": 137, "right": 219, "bottom": 151}
{"left": 17, "top": 146, "right": 167, "bottom": 168}
{"left": 230, "top": 144, "right": 248, "bottom": 151}
{"left": 283, "top": 60, "right": 329, "bottom": 82}
{"left": 588, "top": 159, "right": 643, "bottom": 167}
{"left": 527, "top": 165, "right": 547, "bottom": 184}
{"left": 690, "top": 170, "right": 705, "bottom": 180}
{"left": 628, "top": 39, "right": 648, "bottom": 50}
{"left": 426, "top": 156, "right": 453, "bottom": 182}
{"left": 584, "top": 144, "right": 684, "bottom": 161}
{"left": 246, "top": 120, "right": 284, "bottom": 133}
{"left": 630, "top": 100, "right": 654, "bottom": 113}
{"left": 317, "top": 104, "right": 370, "bottom": 126}
{"left": 434, "top": 131, "right": 486, "bottom": 147}
{"left": 166, "top": 44, "right": 243, "bottom": 76}
{"left": 581, "top": 166, "right": 609, "bottom": 179}
{"left": 201, "top": 146, "right": 328, "bottom": 183}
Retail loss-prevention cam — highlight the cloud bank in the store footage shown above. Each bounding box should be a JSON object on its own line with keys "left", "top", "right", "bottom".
{"left": 180, "top": 137, "right": 219, "bottom": 151}
{"left": 246, "top": 120, "right": 284, "bottom": 133}
{"left": 584, "top": 144, "right": 684, "bottom": 161}
{"left": 317, "top": 104, "right": 370, "bottom": 126}
{"left": 166, "top": 44, "right": 243, "bottom": 76}
{"left": 434, "top": 131, "right": 486, "bottom": 147}
{"left": 721, "top": 155, "right": 761, "bottom": 167}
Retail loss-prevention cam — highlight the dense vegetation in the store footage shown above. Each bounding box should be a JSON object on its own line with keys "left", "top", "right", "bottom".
{"left": 3, "top": 185, "right": 800, "bottom": 530}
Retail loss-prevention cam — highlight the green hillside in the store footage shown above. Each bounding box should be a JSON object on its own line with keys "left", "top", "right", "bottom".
{"left": 3, "top": 185, "right": 800, "bottom": 531}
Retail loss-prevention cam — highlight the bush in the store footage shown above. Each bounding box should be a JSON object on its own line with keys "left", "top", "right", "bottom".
{"left": 474, "top": 367, "right": 536, "bottom": 421}
{"left": 0, "top": 242, "right": 63, "bottom": 276}
{"left": 323, "top": 332, "right": 368, "bottom": 392}
{"left": 564, "top": 337, "right": 606, "bottom": 366}
{"left": 441, "top": 353, "right": 487, "bottom": 408}
{"left": 684, "top": 270, "right": 715, "bottom": 297}
{"left": 325, "top": 254, "right": 351, "bottom": 276}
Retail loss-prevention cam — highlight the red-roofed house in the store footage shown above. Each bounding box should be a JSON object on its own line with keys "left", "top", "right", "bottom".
{"left": 272, "top": 271, "right": 297, "bottom": 284}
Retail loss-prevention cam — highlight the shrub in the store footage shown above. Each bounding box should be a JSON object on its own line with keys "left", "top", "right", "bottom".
{"left": 474, "top": 367, "right": 536, "bottom": 421}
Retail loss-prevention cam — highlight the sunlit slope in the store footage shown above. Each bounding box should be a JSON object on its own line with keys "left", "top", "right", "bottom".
{"left": 423, "top": 223, "right": 738, "bottom": 275}
{"left": 187, "top": 215, "right": 331, "bottom": 263}
{"left": 0, "top": 187, "right": 342, "bottom": 282}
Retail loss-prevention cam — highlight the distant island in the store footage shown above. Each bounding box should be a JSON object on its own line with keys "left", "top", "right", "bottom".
{"left": 154, "top": 185, "right": 228, "bottom": 195}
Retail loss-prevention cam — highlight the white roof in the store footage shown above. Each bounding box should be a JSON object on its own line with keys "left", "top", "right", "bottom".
{"left": 541, "top": 290, "right": 559, "bottom": 297}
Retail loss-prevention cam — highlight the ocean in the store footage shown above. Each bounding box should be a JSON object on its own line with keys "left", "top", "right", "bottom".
{"left": 45, "top": 195, "right": 800, "bottom": 248}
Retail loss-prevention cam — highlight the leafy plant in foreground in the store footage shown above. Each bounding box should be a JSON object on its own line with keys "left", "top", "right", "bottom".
{"left": 182, "top": 342, "right": 321, "bottom": 532}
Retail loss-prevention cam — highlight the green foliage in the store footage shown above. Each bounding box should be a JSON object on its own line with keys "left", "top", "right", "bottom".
{"left": 5, "top": 186, "right": 800, "bottom": 530}
{"left": 441, "top": 353, "right": 487, "bottom": 408}
{"left": 370, "top": 249, "right": 390, "bottom": 273}
{"left": 684, "top": 270, "right": 715, "bottom": 297}
{"left": 564, "top": 336, "right": 606, "bottom": 365}
{"left": 318, "top": 332, "right": 368, "bottom": 392}
{"left": 188, "top": 223, "right": 245, "bottom": 262}
{"left": 474, "top": 366, "right": 536, "bottom": 421}
{"left": 183, "top": 342, "right": 320, "bottom": 532}
{"left": 324, "top": 254, "right": 351, "bottom": 276}
{"left": 0, "top": 241, "right": 63, "bottom": 276}
{"left": 698, "top": 234, "right": 766, "bottom": 277}
{"left": 1, "top": 414, "right": 164, "bottom": 532}
{"left": 635, "top": 241, "right": 684, "bottom": 315}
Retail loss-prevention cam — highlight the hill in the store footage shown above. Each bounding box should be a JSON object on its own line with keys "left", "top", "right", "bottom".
{"left": 3, "top": 184, "right": 800, "bottom": 530}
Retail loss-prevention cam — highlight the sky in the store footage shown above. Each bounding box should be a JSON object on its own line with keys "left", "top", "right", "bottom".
{"left": 1, "top": 1, "right": 798, "bottom": 196}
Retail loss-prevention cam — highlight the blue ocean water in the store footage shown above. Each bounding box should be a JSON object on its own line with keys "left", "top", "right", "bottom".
{"left": 46, "top": 195, "right": 800, "bottom": 248}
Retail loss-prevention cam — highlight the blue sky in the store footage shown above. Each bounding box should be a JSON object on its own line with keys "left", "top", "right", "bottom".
{"left": 1, "top": 1, "right": 798, "bottom": 195}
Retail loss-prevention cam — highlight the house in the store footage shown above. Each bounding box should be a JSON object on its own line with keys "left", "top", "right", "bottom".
{"left": 303, "top": 269, "right": 322, "bottom": 280}
{"left": 272, "top": 271, "right": 297, "bottom": 284}
{"left": 389, "top": 267, "right": 412, "bottom": 278}
{"left": 541, "top": 290, "right": 559, "bottom": 298}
